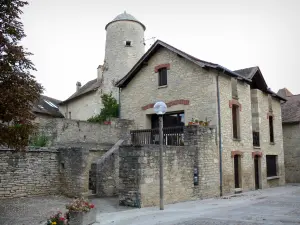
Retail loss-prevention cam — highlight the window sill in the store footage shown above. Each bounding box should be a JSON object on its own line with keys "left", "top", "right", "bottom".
{"left": 269, "top": 142, "right": 275, "bottom": 145}
{"left": 233, "top": 138, "right": 241, "bottom": 142}
{"left": 267, "top": 176, "right": 280, "bottom": 180}
{"left": 158, "top": 85, "right": 168, "bottom": 89}
{"left": 253, "top": 146, "right": 261, "bottom": 149}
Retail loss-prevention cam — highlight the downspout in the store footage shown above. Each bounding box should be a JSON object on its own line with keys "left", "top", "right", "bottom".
{"left": 118, "top": 88, "right": 121, "bottom": 118}
{"left": 216, "top": 72, "right": 223, "bottom": 197}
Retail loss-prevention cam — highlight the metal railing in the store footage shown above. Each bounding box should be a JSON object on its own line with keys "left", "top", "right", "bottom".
{"left": 253, "top": 131, "right": 260, "bottom": 147}
{"left": 130, "top": 126, "right": 184, "bottom": 146}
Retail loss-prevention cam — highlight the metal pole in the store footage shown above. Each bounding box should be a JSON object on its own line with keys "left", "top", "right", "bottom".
{"left": 159, "top": 115, "right": 164, "bottom": 210}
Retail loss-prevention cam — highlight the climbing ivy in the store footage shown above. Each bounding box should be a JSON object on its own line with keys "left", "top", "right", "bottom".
{"left": 87, "top": 93, "right": 119, "bottom": 123}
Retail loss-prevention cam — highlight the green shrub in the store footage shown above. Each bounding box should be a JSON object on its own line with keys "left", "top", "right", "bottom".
{"left": 29, "top": 134, "right": 48, "bottom": 147}
{"left": 88, "top": 92, "right": 118, "bottom": 123}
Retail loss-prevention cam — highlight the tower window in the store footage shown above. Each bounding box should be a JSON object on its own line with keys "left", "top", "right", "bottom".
{"left": 125, "top": 41, "right": 132, "bottom": 47}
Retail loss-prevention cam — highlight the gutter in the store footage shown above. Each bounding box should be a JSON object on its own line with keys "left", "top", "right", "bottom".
{"left": 216, "top": 72, "right": 223, "bottom": 197}
{"left": 118, "top": 88, "right": 121, "bottom": 118}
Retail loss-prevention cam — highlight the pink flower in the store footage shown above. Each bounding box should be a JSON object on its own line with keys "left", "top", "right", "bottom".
{"left": 90, "top": 204, "right": 95, "bottom": 209}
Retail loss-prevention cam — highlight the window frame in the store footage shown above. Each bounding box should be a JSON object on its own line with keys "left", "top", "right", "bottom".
{"left": 269, "top": 115, "right": 274, "bottom": 143}
{"left": 266, "top": 155, "right": 278, "bottom": 177}
{"left": 232, "top": 104, "right": 240, "bottom": 139}
{"left": 158, "top": 67, "right": 168, "bottom": 86}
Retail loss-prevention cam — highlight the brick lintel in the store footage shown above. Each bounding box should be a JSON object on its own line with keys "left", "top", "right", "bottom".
{"left": 141, "top": 99, "right": 190, "bottom": 110}
{"left": 229, "top": 99, "right": 242, "bottom": 111}
{"left": 252, "top": 151, "right": 263, "bottom": 158}
{"left": 231, "top": 150, "right": 244, "bottom": 158}
{"left": 154, "top": 63, "right": 170, "bottom": 73}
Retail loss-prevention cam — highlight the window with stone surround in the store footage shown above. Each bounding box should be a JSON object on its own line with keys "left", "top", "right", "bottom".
{"left": 232, "top": 104, "right": 240, "bottom": 139}
{"left": 158, "top": 67, "right": 167, "bottom": 86}
{"left": 266, "top": 155, "right": 277, "bottom": 177}
{"left": 269, "top": 115, "right": 274, "bottom": 143}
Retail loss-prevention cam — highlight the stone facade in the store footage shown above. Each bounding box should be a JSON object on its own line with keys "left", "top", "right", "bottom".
{"left": 119, "top": 126, "right": 219, "bottom": 207}
{"left": 120, "top": 47, "right": 219, "bottom": 128}
{"left": 35, "top": 118, "right": 134, "bottom": 146}
{"left": 59, "top": 89, "right": 103, "bottom": 121}
{"left": 282, "top": 123, "right": 300, "bottom": 183}
{"left": 0, "top": 148, "right": 60, "bottom": 198}
{"left": 119, "top": 46, "right": 285, "bottom": 197}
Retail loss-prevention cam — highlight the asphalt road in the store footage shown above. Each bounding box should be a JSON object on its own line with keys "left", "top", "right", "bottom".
{"left": 98, "top": 184, "right": 300, "bottom": 225}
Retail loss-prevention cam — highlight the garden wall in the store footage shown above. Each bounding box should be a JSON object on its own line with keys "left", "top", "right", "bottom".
{"left": 36, "top": 118, "right": 134, "bottom": 146}
{"left": 0, "top": 148, "right": 60, "bottom": 198}
{"left": 0, "top": 146, "right": 107, "bottom": 199}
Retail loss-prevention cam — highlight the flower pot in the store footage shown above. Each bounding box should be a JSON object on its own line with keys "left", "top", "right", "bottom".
{"left": 68, "top": 209, "right": 96, "bottom": 225}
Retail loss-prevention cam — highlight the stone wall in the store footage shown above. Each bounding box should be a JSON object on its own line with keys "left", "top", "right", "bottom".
{"left": 282, "top": 123, "right": 300, "bottom": 183}
{"left": 0, "top": 148, "right": 60, "bottom": 198}
{"left": 36, "top": 118, "right": 134, "bottom": 146}
{"left": 119, "top": 126, "right": 219, "bottom": 208}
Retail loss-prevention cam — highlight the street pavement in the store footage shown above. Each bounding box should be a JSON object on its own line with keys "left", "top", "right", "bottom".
{"left": 97, "top": 184, "right": 300, "bottom": 225}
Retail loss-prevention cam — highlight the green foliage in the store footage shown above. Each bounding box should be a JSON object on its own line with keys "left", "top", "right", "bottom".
{"left": 29, "top": 133, "right": 48, "bottom": 147}
{"left": 87, "top": 93, "right": 118, "bottom": 123}
{"left": 0, "top": 0, "right": 43, "bottom": 151}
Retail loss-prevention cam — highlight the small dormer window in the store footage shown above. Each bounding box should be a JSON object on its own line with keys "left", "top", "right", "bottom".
{"left": 125, "top": 41, "right": 132, "bottom": 47}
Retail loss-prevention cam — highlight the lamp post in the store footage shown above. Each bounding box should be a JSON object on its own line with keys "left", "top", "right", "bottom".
{"left": 153, "top": 101, "right": 167, "bottom": 210}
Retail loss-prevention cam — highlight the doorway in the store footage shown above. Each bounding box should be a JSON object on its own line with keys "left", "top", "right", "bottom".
{"left": 234, "top": 155, "right": 241, "bottom": 188}
{"left": 254, "top": 155, "right": 260, "bottom": 189}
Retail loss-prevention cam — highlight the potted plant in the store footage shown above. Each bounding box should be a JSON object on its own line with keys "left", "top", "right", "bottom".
{"left": 66, "top": 198, "right": 96, "bottom": 225}
{"left": 46, "top": 211, "right": 67, "bottom": 225}
{"left": 199, "top": 121, "right": 204, "bottom": 126}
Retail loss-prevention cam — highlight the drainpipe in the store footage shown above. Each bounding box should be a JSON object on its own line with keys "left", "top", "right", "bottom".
{"left": 216, "top": 72, "right": 223, "bottom": 197}
{"left": 118, "top": 88, "right": 121, "bottom": 118}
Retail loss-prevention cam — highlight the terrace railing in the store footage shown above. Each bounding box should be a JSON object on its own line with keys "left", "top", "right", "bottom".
{"left": 130, "top": 126, "right": 184, "bottom": 146}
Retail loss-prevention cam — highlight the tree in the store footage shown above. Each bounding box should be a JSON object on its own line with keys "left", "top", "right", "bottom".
{"left": 87, "top": 93, "right": 119, "bottom": 123}
{"left": 0, "top": 0, "right": 43, "bottom": 150}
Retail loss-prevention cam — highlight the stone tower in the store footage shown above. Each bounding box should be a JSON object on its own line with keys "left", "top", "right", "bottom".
{"left": 100, "top": 11, "right": 146, "bottom": 102}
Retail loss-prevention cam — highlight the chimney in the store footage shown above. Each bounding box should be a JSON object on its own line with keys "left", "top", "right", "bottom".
{"left": 76, "top": 81, "right": 81, "bottom": 92}
{"left": 97, "top": 65, "right": 103, "bottom": 82}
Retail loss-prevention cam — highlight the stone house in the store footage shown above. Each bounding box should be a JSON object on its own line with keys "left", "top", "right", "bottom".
{"left": 32, "top": 95, "right": 64, "bottom": 123}
{"left": 116, "top": 40, "right": 286, "bottom": 196}
{"left": 59, "top": 12, "right": 146, "bottom": 121}
{"left": 277, "top": 88, "right": 300, "bottom": 183}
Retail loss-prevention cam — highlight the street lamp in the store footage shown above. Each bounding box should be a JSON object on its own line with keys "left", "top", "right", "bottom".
{"left": 153, "top": 101, "right": 167, "bottom": 210}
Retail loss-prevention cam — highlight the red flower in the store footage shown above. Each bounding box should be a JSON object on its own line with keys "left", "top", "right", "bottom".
{"left": 90, "top": 204, "right": 95, "bottom": 209}
{"left": 59, "top": 217, "right": 65, "bottom": 221}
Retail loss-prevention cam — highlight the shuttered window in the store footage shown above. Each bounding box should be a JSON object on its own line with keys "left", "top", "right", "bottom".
{"left": 158, "top": 68, "right": 167, "bottom": 86}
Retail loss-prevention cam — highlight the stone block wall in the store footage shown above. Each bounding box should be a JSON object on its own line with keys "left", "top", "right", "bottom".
{"left": 282, "top": 123, "right": 300, "bottom": 183}
{"left": 36, "top": 118, "right": 134, "bottom": 146}
{"left": 119, "top": 125, "right": 219, "bottom": 208}
{"left": 0, "top": 148, "right": 60, "bottom": 198}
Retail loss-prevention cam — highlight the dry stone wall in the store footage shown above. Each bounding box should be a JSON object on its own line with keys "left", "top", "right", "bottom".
{"left": 0, "top": 148, "right": 60, "bottom": 198}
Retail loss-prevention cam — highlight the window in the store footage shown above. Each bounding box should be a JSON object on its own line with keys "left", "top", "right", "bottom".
{"left": 125, "top": 41, "right": 131, "bottom": 47}
{"left": 232, "top": 104, "right": 240, "bottom": 139}
{"left": 266, "top": 155, "right": 277, "bottom": 177}
{"left": 269, "top": 116, "right": 274, "bottom": 143}
{"left": 158, "top": 68, "right": 167, "bottom": 86}
{"left": 69, "top": 112, "right": 71, "bottom": 119}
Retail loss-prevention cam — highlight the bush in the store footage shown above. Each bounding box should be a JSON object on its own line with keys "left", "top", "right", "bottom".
{"left": 29, "top": 133, "right": 48, "bottom": 147}
{"left": 87, "top": 92, "right": 118, "bottom": 123}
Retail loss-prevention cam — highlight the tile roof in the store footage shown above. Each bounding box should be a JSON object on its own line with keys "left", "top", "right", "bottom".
{"left": 32, "top": 95, "right": 64, "bottom": 118}
{"left": 277, "top": 88, "right": 300, "bottom": 123}
{"left": 233, "top": 67, "right": 259, "bottom": 79}
{"left": 59, "top": 79, "right": 102, "bottom": 105}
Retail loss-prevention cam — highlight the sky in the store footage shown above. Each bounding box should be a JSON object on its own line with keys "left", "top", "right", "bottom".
{"left": 21, "top": 0, "right": 300, "bottom": 100}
